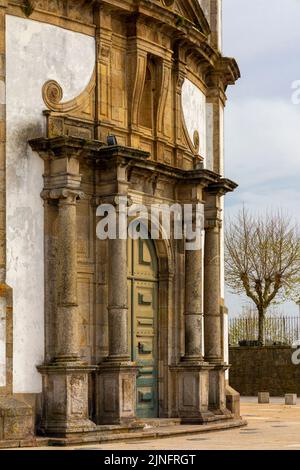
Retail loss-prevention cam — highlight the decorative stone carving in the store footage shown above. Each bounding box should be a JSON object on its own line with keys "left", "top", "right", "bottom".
{"left": 42, "top": 69, "right": 96, "bottom": 116}
{"left": 42, "top": 80, "right": 63, "bottom": 107}
{"left": 38, "top": 365, "right": 96, "bottom": 434}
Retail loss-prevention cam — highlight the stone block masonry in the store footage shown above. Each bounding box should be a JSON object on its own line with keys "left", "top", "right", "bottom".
{"left": 229, "top": 346, "right": 300, "bottom": 396}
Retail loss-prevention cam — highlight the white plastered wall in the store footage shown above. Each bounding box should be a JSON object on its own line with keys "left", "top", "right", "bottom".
{"left": 6, "top": 15, "right": 95, "bottom": 393}
{"left": 181, "top": 79, "right": 207, "bottom": 164}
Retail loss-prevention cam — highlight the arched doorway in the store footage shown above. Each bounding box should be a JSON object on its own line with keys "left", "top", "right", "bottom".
{"left": 127, "top": 238, "right": 158, "bottom": 418}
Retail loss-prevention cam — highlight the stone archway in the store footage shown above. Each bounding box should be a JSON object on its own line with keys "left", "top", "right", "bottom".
{"left": 126, "top": 217, "right": 175, "bottom": 419}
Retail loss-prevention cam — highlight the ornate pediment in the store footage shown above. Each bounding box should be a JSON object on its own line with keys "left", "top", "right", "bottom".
{"left": 160, "top": 0, "right": 210, "bottom": 36}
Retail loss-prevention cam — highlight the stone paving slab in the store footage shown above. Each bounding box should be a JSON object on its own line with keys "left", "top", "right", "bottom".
{"left": 4, "top": 401, "right": 300, "bottom": 450}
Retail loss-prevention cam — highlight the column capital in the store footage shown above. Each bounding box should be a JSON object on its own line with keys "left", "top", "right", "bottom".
{"left": 41, "top": 188, "right": 84, "bottom": 204}
{"left": 205, "top": 217, "right": 222, "bottom": 231}
{"left": 98, "top": 194, "right": 133, "bottom": 208}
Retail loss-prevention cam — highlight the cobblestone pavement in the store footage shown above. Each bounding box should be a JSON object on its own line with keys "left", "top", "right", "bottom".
{"left": 13, "top": 398, "right": 300, "bottom": 450}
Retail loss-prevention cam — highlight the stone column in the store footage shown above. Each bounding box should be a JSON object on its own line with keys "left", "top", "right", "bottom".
{"left": 183, "top": 247, "right": 204, "bottom": 362}
{"left": 96, "top": 198, "right": 138, "bottom": 425}
{"left": 38, "top": 188, "right": 96, "bottom": 435}
{"left": 204, "top": 222, "right": 222, "bottom": 364}
{"left": 55, "top": 189, "right": 82, "bottom": 363}
{"left": 107, "top": 233, "right": 130, "bottom": 362}
{"left": 204, "top": 193, "right": 228, "bottom": 414}
{"left": 173, "top": 201, "right": 214, "bottom": 423}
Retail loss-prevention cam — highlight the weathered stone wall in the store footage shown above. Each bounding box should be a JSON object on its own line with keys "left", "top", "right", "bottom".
{"left": 6, "top": 14, "right": 95, "bottom": 394}
{"left": 229, "top": 346, "right": 300, "bottom": 396}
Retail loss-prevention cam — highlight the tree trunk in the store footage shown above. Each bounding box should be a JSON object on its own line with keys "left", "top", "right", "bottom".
{"left": 258, "top": 307, "right": 266, "bottom": 346}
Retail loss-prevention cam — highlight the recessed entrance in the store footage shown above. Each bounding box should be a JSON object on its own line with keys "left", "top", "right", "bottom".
{"left": 128, "top": 238, "right": 158, "bottom": 418}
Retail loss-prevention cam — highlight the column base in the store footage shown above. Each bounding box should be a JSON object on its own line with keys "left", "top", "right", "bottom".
{"left": 96, "top": 361, "right": 138, "bottom": 425}
{"left": 37, "top": 363, "right": 96, "bottom": 436}
{"left": 171, "top": 361, "right": 217, "bottom": 423}
{"left": 208, "top": 363, "right": 231, "bottom": 415}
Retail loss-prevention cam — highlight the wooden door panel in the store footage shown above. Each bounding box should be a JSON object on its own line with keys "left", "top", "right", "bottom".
{"left": 128, "top": 238, "right": 158, "bottom": 419}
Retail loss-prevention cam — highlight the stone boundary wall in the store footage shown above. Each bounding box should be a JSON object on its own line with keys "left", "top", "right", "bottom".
{"left": 229, "top": 346, "right": 300, "bottom": 396}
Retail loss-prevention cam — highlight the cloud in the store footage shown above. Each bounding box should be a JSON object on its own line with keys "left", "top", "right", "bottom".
{"left": 223, "top": 0, "right": 300, "bottom": 62}
{"left": 225, "top": 98, "right": 300, "bottom": 194}
{"left": 223, "top": 1, "right": 300, "bottom": 316}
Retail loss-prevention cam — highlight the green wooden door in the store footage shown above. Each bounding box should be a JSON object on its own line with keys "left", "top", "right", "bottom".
{"left": 128, "top": 238, "right": 158, "bottom": 419}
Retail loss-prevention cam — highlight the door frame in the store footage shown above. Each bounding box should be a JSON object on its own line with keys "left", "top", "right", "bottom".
{"left": 126, "top": 216, "right": 175, "bottom": 418}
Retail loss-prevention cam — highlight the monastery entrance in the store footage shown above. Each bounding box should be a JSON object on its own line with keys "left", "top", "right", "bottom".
{"left": 128, "top": 238, "right": 159, "bottom": 418}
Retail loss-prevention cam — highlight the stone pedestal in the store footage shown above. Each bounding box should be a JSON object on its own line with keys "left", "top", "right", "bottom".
{"left": 173, "top": 364, "right": 215, "bottom": 423}
{"left": 0, "top": 397, "right": 33, "bottom": 441}
{"left": 208, "top": 365, "right": 230, "bottom": 414}
{"left": 38, "top": 365, "right": 96, "bottom": 435}
{"left": 97, "top": 362, "right": 138, "bottom": 425}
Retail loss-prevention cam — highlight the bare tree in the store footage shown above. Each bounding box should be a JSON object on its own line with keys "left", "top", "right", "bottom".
{"left": 225, "top": 209, "right": 300, "bottom": 345}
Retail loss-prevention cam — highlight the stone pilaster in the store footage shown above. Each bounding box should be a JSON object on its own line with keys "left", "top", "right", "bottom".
{"left": 174, "top": 49, "right": 187, "bottom": 168}
{"left": 204, "top": 188, "right": 229, "bottom": 414}
{"left": 94, "top": 3, "right": 112, "bottom": 139}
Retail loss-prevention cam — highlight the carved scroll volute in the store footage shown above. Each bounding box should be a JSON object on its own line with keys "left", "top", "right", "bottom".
{"left": 174, "top": 68, "right": 186, "bottom": 148}
{"left": 42, "top": 80, "right": 63, "bottom": 109}
{"left": 127, "top": 45, "right": 148, "bottom": 131}
{"left": 156, "top": 60, "right": 172, "bottom": 139}
{"left": 42, "top": 69, "right": 96, "bottom": 114}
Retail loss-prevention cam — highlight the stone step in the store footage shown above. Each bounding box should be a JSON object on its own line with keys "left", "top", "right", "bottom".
{"left": 41, "top": 418, "right": 247, "bottom": 447}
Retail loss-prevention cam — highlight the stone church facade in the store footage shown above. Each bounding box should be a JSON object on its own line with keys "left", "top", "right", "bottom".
{"left": 0, "top": 0, "right": 242, "bottom": 445}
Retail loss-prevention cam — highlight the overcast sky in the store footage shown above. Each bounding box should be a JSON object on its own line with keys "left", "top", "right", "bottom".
{"left": 222, "top": 0, "right": 300, "bottom": 316}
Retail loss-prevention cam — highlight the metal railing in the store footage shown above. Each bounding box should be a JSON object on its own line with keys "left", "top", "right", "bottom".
{"left": 229, "top": 316, "right": 300, "bottom": 346}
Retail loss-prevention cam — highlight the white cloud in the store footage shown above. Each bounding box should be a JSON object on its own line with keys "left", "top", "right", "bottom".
{"left": 225, "top": 98, "right": 300, "bottom": 190}
{"left": 223, "top": 0, "right": 300, "bottom": 61}
{"left": 223, "top": 1, "right": 300, "bottom": 316}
